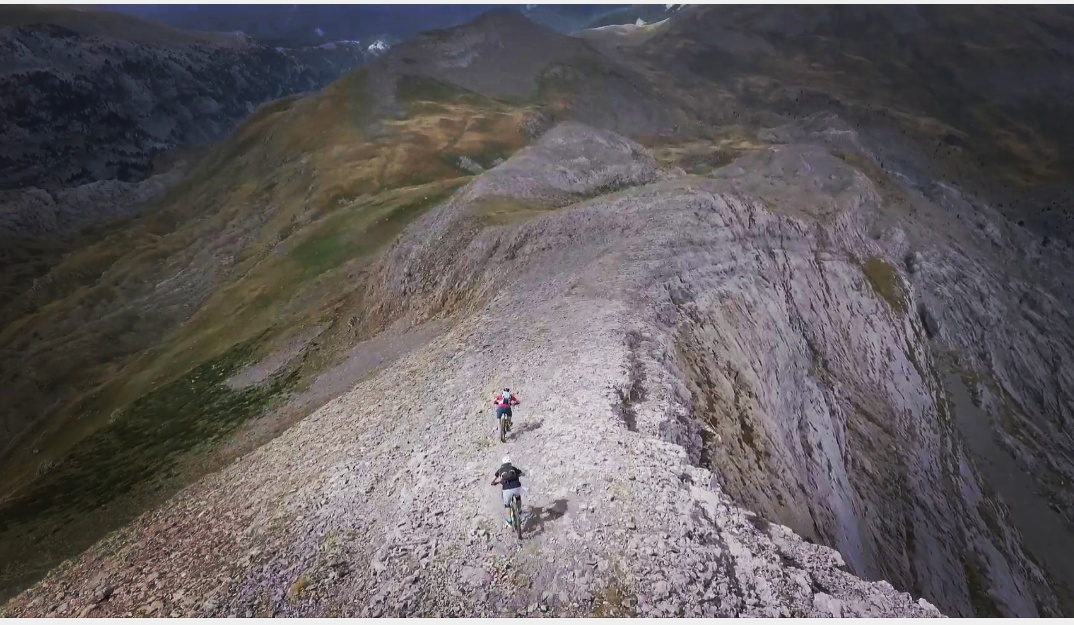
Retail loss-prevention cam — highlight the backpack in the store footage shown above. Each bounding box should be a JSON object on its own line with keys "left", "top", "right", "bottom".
{"left": 499, "top": 392, "right": 512, "bottom": 406}
{"left": 500, "top": 465, "right": 520, "bottom": 484}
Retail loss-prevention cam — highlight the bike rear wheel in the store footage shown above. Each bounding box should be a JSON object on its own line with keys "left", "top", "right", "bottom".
{"left": 500, "top": 416, "right": 508, "bottom": 443}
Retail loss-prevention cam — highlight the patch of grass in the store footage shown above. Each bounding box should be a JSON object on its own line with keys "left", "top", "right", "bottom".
{"left": 958, "top": 367, "right": 987, "bottom": 408}
{"left": 396, "top": 74, "right": 475, "bottom": 105}
{"left": 861, "top": 255, "right": 908, "bottom": 316}
{"left": 471, "top": 196, "right": 552, "bottom": 226}
{"left": 288, "top": 574, "right": 311, "bottom": 600}
{"left": 91, "top": 179, "right": 466, "bottom": 431}
{"left": 535, "top": 58, "right": 608, "bottom": 102}
{"left": 648, "top": 129, "right": 766, "bottom": 175}
{"left": 738, "top": 405, "right": 757, "bottom": 450}
{"left": 0, "top": 236, "right": 74, "bottom": 314}
{"left": 804, "top": 334, "right": 833, "bottom": 385}
{"left": 0, "top": 336, "right": 296, "bottom": 602}
{"left": 963, "top": 558, "right": 1003, "bottom": 617}
{"left": 509, "top": 570, "right": 532, "bottom": 589}
{"left": 591, "top": 574, "right": 636, "bottom": 617}
{"left": 829, "top": 149, "right": 911, "bottom": 207}
{"left": 289, "top": 181, "right": 462, "bottom": 278}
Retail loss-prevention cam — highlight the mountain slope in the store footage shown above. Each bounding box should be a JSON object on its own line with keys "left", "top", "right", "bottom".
{"left": 637, "top": 4, "right": 1074, "bottom": 238}
{"left": 0, "top": 123, "right": 943, "bottom": 618}
{"left": 374, "top": 9, "right": 599, "bottom": 100}
{"left": 0, "top": 59, "right": 532, "bottom": 599}
{"left": 0, "top": 6, "right": 373, "bottom": 192}
{"left": 2, "top": 10, "right": 686, "bottom": 599}
{"left": 2, "top": 5, "right": 1074, "bottom": 618}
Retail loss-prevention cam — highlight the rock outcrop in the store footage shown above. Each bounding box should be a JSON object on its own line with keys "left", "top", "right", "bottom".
{"left": 0, "top": 170, "right": 183, "bottom": 239}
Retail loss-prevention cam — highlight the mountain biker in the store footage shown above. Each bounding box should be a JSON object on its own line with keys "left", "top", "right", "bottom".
{"left": 493, "top": 387, "right": 520, "bottom": 428}
{"left": 491, "top": 455, "right": 524, "bottom": 528}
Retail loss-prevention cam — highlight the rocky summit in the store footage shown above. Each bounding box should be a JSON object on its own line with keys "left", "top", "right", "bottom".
{"left": 2, "top": 4, "right": 1074, "bottom": 619}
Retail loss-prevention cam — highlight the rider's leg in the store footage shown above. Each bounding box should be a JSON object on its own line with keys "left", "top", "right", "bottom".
{"left": 502, "top": 487, "right": 521, "bottom": 526}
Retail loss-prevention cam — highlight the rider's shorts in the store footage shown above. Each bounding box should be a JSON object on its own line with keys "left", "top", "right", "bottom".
{"left": 496, "top": 406, "right": 513, "bottom": 419}
{"left": 501, "top": 486, "right": 522, "bottom": 506}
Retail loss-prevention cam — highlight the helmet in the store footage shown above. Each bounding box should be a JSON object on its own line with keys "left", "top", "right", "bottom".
{"left": 503, "top": 387, "right": 510, "bottom": 393}
{"left": 502, "top": 456, "right": 511, "bottom": 465}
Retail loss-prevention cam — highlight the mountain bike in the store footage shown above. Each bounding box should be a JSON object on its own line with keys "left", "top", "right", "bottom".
{"left": 499, "top": 411, "right": 512, "bottom": 443}
{"left": 507, "top": 493, "right": 524, "bottom": 539}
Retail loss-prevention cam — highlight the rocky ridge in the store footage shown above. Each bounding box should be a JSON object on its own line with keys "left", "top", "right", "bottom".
{"left": 0, "top": 121, "right": 986, "bottom": 618}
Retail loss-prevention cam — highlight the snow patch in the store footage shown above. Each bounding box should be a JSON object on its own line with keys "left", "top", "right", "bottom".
{"left": 367, "top": 40, "right": 390, "bottom": 56}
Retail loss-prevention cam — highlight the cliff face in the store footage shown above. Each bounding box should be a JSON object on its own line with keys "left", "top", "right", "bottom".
{"left": 0, "top": 8, "right": 376, "bottom": 191}
{"left": 626, "top": 7, "right": 1074, "bottom": 612}
{"left": 649, "top": 140, "right": 1058, "bottom": 616}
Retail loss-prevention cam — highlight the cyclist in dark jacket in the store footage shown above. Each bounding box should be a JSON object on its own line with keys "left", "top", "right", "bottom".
{"left": 491, "top": 456, "right": 524, "bottom": 528}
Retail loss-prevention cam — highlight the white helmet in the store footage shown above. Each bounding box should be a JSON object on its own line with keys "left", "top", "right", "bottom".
{"left": 502, "top": 456, "right": 511, "bottom": 465}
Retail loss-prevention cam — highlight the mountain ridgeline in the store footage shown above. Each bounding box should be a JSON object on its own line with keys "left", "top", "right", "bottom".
{"left": 2, "top": 5, "right": 1074, "bottom": 618}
